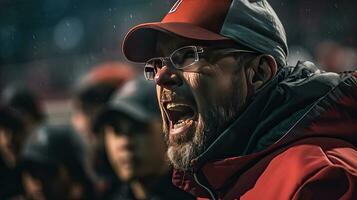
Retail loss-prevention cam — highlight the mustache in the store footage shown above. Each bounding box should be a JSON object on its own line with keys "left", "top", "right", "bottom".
{"left": 160, "top": 89, "right": 182, "bottom": 102}
{"left": 160, "top": 88, "right": 195, "bottom": 105}
{"left": 160, "top": 90, "right": 174, "bottom": 102}
{"left": 160, "top": 91, "right": 196, "bottom": 107}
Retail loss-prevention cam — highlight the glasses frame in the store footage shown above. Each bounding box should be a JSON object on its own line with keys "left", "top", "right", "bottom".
{"left": 143, "top": 45, "right": 256, "bottom": 80}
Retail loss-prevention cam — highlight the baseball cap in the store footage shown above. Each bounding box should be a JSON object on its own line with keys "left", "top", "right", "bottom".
{"left": 21, "top": 125, "right": 92, "bottom": 181}
{"left": 2, "top": 85, "right": 45, "bottom": 123}
{"left": 77, "top": 62, "right": 135, "bottom": 88}
{"left": 0, "top": 105, "right": 26, "bottom": 133}
{"left": 73, "top": 62, "right": 136, "bottom": 112}
{"left": 93, "top": 76, "right": 161, "bottom": 133}
{"left": 123, "top": 0, "right": 288, "bottom": 67}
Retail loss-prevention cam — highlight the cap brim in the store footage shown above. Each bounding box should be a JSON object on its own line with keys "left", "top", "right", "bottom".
{"left": 92, "top": 101, "right": 151, "bottom": 134}
{"left": 122, "top": 22, "right": 232, "bottom": 62}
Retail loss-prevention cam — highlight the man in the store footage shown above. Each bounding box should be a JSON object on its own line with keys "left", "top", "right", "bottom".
{"left": 122, "top": 0, "right": 357, "bottom": 199}
{"left": 20, "top": 125, "right": 96, "bottom": 200}
{"left": 71, "top": 62, "right": 135, "bottom": 196}
{"left": 93, "top": 77, "right": 194, "bottom": 200}
{"left": 72, "top": 62, "right": 135, "bottom": 142}
{"left": 0, "top": 105, "right": 27, "bottom": 199}
{"left": 1, "top": 85, "right": 45, "bottom": 133}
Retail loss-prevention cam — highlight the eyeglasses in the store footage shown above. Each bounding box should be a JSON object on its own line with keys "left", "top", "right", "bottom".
{"left": 143, "top": 45, "right": 256, "bottom": 80}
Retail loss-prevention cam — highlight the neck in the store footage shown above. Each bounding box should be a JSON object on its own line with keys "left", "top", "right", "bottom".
{"left": 129, "top": 163, "right": 169, "bottom": 199}
{"left": 130, "top": 180, "right": 147, "bottom": 200}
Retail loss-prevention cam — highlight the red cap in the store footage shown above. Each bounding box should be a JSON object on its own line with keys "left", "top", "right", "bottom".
{"left": 123, "top": 0, "right": 233, "bottom": 62}
{"left": 79, "top": 62, "right": 136, "bottom": 88}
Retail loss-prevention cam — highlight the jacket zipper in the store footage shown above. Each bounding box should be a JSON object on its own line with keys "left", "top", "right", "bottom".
{"left": 193, "top": 172, "right": 216, "bottom": 200}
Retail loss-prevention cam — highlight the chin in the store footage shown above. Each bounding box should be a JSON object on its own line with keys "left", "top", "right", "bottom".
{"left": 119, "top": 171, "right": 134, "bottom": 182}
{"left": 165, "top": 116, "right": 207, "bottom": 171}
{"left": 165, "top": 103, "right": 241, "bottom": 171}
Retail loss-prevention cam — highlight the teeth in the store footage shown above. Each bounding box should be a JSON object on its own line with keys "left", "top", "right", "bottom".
{"left": 173, "top": 119, "right": 192, "bottom": 129}
{"left": 173, "top": 122, "right": 184, "bottom": 129}
{"left": 164, "top": 102, "right": 195, "bottom": 130}
{"left": 166, "top": 103, "right": 189, "bottom": 110}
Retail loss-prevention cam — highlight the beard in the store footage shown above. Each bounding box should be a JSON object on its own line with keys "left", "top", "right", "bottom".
{"left": 164, "top": 91, "right": 242, "bottom": 171}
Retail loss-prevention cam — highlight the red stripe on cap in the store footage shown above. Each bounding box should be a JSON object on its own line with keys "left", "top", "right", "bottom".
{"left": 163, "top": 0, "right": 232, "bottom": 34}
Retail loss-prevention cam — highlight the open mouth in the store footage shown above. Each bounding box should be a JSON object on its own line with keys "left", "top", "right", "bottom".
{"left": 164, "top": 102, "right": 196, "bottom": 135}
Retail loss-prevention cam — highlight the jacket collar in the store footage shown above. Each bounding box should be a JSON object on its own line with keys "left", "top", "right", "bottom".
{"left": 172, "top": 62, "right": 357, "bottom": 197}
{"left": 193, "top": 61, "right": 334, "bottom": 167}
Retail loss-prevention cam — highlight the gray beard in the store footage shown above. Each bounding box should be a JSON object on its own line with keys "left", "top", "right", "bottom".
{"left": 165, "top": 98, "right": 240, "bottom": 171}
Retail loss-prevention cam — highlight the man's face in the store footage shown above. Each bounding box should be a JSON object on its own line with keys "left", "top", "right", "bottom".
{"left": 71, "top": 102, "right": 94, "bottom": 138}
{"left": 22, "top": 164, "right": 85, "bottom": 200}
{"left": 71, "top": 105, "right": 99, "bottom": 149}
{"left": 154, "top": 34, "right": 250, "bottom": 170}
{"left": 104, "top": 116, "right": 167, "bottom": 181}
{"left": 0, "top": 127, "right": 25, "bottom": 168}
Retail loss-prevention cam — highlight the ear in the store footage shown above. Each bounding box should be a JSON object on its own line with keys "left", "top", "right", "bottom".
{"left": 245, "top": 55, "right": 277, "bottom": 91}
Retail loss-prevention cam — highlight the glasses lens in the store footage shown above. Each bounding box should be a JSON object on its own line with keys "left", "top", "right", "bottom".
{"left": 171, "top": 46, "right": 198, "bottom": 69}
{"left": 144, "top": 59, "right": 162, "bottom": 80}
{"left": 144, "top": 66, "right": 155, "bottom": 80}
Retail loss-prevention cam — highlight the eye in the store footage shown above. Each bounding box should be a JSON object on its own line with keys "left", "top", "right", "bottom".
{"left": 171, "top": 47, "right": 197, "bottom": 68}
{"left": 145, "top": 58, "right": 163, "bottom": 80}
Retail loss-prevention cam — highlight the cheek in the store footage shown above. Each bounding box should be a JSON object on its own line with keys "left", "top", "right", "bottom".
{"left": 183, "top": 73, "right": 210, "bottom": 102}
{"left": 135, "top": 136, "right": 152, "bottom": 156}
{"left": 23, "top": 173, "right": 38, "bottom": 192}
{"left": 71, "top": 112, "right": 89, "bottom": 135}
{"left": 189, "top": 71, "right": 248, "bottom": 116}
{"left": 185, "top": 72, "right": 232, "bottom": 108}
{"left": 104, "top": 135, "right": 117, "bottom": 160}
{"left": 0, "top": 130, "right": 10, "bottom": 144}
{"left": 156, "top": 86, "right": 167, "bottom": 123}
{"left": 234, "top": 71, "right": 248, "bottom": 106}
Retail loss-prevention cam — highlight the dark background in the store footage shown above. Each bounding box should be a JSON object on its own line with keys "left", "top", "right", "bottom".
{"left": 0, "top": 0, "right": 356, "bottom": 122}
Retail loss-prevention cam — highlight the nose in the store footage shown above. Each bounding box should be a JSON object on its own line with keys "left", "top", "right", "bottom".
{"left": 154, "top": 65, "right": 182, "bottom": 88}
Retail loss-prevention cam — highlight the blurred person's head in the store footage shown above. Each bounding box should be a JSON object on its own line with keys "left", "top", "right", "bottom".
{"left": 94, "top": 77, "right": 167, "bottom": 182}
{"left": 122, "top": 0, "right": 285, "bottom": 170}
{"left": 71, "top": 62, "right": 135, "bottom": 144}
{"left": 20, "top": 125, "right": 95, "bottom": 200}
{"left": 1, "top": 84, "right": 45, "bottom": 131}
{"left": 0, "top": 105, "right": 26, "bottom": 168}
{"left": 316, "top": 40, "right": 355, "bottom": 72}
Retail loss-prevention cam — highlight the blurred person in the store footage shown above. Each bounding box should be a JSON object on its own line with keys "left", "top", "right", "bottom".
{"left": 71, "top": 62, "right": 136, "bottom": 195}
{"left": 93, "top": 77, "right": 194, "bottom": 200}
{"left": 72, "top": 61, "right": 136, "bottom": 142}
{"left": 0, "top": 105, "right": 27, "bottom": 199}
{"left": 122, "top": 0, "right": 357, "bottom": 199}
{"left": 20, "top": 125, "right": 96, "bottom": 200}
{"left": 1, "top": 84, "right": 46, "bottom": 133}
{"left": 316, "top": 40, "right": 356, "bottom": 72}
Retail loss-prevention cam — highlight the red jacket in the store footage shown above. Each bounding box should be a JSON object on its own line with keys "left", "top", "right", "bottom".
{"left": 172, "top": 62, "right": 357, "bottom": 200}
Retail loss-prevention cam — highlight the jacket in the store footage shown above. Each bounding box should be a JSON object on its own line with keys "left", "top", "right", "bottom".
{"left": 172, "top": 61, "right": 357, "bottom": 200}
{"left": 104, "top": 171, "right": 194, "bottom": 200}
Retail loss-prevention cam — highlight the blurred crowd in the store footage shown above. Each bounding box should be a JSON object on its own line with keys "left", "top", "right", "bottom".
{"left": 3, "top": 53, "right": 355, "bottom": 200}
{"left": 0, "top": 62, "right": 194, "bottom": 200}
{"left": 287, "top": 40, "right": 357, "bottom": 72}
{"left": 1, "top": 0, "right": 356, "bottom": 199}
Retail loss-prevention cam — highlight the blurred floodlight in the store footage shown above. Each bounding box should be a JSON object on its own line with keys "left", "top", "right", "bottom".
{"left": 53, "top": 17, "right": 83, "bottom": 50}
